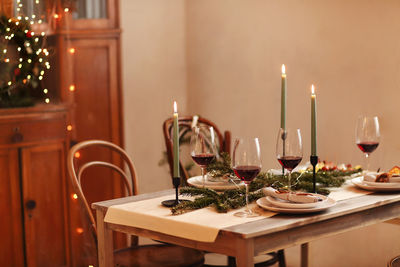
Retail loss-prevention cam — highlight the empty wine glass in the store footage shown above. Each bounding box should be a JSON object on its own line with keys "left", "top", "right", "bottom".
{"left": 232, "top": 137, "right": 261, "bottom": 218}
{"left": 355, "top": 116, "right": 380, "bottom": 172}
{"left": 276, "top": 128, "right": 303, "bottom": 191}
{"left": 190, "top": 126, "right": 217, "bottom": 188}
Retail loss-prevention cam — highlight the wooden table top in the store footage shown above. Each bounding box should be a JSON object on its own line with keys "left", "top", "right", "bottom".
{"left": 93, "top": 189, "right": 400, "bottom": 241}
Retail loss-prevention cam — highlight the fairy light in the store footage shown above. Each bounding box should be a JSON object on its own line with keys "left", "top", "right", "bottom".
{"left": 4, "top": 59, "right": 9, "bottom": 63}
{"left": 74, "top": 152, "right": 81, "bottom": 158}
{"left": 69, "top": 48, "right": 75, "bottom": 54}
{"left": 69, "top": 85, "right": 75, "bottom": 92}
{"left": 45, "top": 98, "right": 50, "bottom": 104}
{"left": 17, "top": 47, "right": 21, "bottom": 51}
{"left": 15, "top": 22, "right": 19, "bottom": 26}
{"left": 40, "top": 70, "right": 45, "bottom": 75}
{"left": 27, "top": 75, "right": 31, "bottom": 79}
{"left": 38, "top": 76, "right": 43, "bottom": 80}
{"left": 41, "top": 32, "right": 45, "bottom": 36}
{"left": 38, "top": 20, "right": 43, "bottom": 24}
{"left": 43, "top": 89, "right": 48, "bottom": 94}
{"left": 76, "top": 228, "right": 84, "bottom": 234}
{"left": 7, "top": 81, "right": 12, "bottom": 86}
{"left": 64, "top": 8, "right": 69, "bottom": 12}
{"left": 72, "top": 194, "right": 78, "bottom": 200}
{"left": 67, "top": 125, "right": 72, "bottom": 131}
{"left": 27, "top": 59, "right": 32, "bottom": 63}
{"left": 18, "top": 64, "right": 22, "bottom": 68}
{"left": 3, "top": 49, "right": 6, "bottom": 53}
{"left": 53, "top": 14, "right": 59, "bottom": 19}
{"left": 39, "top": 58, "right": 43, "bottom": 62}
{"left": 34, "top": 38, "right": 39, "bottom": 42}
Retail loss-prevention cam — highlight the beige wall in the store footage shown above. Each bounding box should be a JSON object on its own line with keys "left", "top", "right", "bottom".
{"left": 122, "top": 0, "right": 400, "bottom": 266}
{"left": 121, "top": 0, "right": 187, "bottom": 193}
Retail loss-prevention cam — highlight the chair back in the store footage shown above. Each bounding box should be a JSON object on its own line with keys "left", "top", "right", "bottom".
{"left": 162, "top": 115, "right": 231, "bottom": 182}
{"left": 67, "top": 140, "right": 138, "bottom": 237}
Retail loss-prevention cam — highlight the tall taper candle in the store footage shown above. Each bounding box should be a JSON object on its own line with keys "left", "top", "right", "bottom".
{"left": 281, "top": 64, "right": 287, "bottom": 130}
{"left": 311, "top": 85, "right": 317, "bottom": 156}
{"left": 173, "top": 101, "right": 180, "bottom": 177}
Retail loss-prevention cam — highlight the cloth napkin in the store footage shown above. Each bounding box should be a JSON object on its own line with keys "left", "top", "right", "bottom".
{"left": 263, "top": 187, "right": 323, "bottom": 203}
{"left": 363, "top": 172, "right": 400, "bottom": 183}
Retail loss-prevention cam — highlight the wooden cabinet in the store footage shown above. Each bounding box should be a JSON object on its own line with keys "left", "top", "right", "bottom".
{"left": 0, "top": 105, "right": 70, "bottom": 267}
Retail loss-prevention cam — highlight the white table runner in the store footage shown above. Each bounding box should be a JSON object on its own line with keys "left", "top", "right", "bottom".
{"left": 104, "top": 185, "right": 371, "bottom": 242}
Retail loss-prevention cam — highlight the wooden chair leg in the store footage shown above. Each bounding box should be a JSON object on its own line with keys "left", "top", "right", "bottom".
{"left": 277, "top": 249, "right": 286, "bottom": 267}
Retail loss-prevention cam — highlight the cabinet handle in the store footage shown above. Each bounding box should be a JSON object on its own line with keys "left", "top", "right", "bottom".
{"left": 12, "top": 127, "right": 23, "bottom": 143}
{"left": 26, "top": 200, "right": 36, "bottom": 210}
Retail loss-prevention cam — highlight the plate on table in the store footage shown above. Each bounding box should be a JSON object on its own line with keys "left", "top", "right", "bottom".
{"left": 265, "top": 195, "right": 328, "bottom": 209}
{"left": 256, "top": 196, "right": 336, "bottom": 214}
{"left": 352, "top": 177, "right": 400, "bottom": 192}
{"left": 187, "top": 176, "right": 244, "bottom": 190}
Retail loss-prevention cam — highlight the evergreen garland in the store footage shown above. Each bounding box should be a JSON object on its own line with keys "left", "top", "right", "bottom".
{"left": 172, "top": 152, "right": 362, "bottom": 214}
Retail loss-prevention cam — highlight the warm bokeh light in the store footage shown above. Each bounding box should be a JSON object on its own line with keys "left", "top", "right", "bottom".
{"left": 72, "top": 194, "right": 78, "bottom": 200}
{"left": 67, "top": 125, "right": 72, "bottom": 131}
{"left": 76, "top": 228, "right": 84, "bottom": 234}
{"left": 69, "top": 85, "right": 75, "bottom": 92}
{"left": 69, "top": 48, "right": 75, "bottom": 54}
{"left": 74, "top": 151, "right": 81, "bottom": 158}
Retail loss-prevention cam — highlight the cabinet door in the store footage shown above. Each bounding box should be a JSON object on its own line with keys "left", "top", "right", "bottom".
{"left": 21, "top": 142, "right": 69, "bottom": 267}
{"left": 0, "top": 148, "right": 24, "bottom": 266}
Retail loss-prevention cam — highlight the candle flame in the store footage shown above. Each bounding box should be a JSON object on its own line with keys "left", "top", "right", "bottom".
{"left": 281, "top": 64, "right": 286, "bottom": 74}
{"left": 311, "top": 84, "right": 315, "bottom": 95}
{"left": 173, "top": 101, "right": 177, "bottom": 113}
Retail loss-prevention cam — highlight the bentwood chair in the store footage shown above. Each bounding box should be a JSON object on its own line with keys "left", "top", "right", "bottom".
{"left": 68, "top": 140, "right": 204, "bottom": 267}
{"left": 162, "top": 116, "right": 286, "bottom": 267}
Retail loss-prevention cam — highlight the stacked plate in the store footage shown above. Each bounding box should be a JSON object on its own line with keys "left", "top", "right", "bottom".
{"left": 352, "top": 176, "right": 400, "bottom": 192}
{"left": 187, "top": 175, "right": 245, "bottom": 190}
{"left": 256, "top": 192, "right": 336, "bottom": 214}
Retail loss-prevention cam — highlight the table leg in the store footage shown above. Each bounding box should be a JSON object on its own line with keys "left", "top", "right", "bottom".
{"left": 96, "top": 209, "right": 114, "bottom": 267}
{"left": 301, "top": 243, "right": 310, "bottom": 267}
{"left": 235, "top": 239, "right": 254, "bottom": 267}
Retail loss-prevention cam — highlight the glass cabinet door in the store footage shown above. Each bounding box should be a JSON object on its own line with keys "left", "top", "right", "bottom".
{"left": 73, "top": 0, "right": 107, "bottom": 19}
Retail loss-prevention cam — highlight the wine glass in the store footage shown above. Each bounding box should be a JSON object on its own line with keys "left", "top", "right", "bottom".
{"left": 232, "top": 137, "right": 261, "bottom": 218}
{"left": 355, "top": 116, "right": 380, "bottom": 172}
{"left": 276, "top": 128, "right": 303, "bottom": 191}
{"left": 190, "top": 126, "right": 217, "bottom": 188}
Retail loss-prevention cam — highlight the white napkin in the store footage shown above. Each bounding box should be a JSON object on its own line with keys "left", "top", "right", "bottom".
{"left": 263, "top": 187, "right": 323, "bottom": 203}
{"left": 363, "top": 172, "right": 400, "bottom": 183}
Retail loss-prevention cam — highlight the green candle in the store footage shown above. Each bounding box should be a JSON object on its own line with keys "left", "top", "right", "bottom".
{"left": 173, "top": 101, "right": 180, "bottom": 177}
{"left": 281, "top": 64, "right": 287, "bottom": 130}
{"left": 311, "top": 85, "right": 317, "bottom": 156}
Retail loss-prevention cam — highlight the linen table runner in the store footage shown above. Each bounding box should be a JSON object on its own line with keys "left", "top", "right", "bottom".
{"left": 104, "top": 185, "right": 371, "bottom": 242}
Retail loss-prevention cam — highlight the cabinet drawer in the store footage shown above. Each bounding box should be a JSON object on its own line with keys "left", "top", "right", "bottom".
{"left": 0, "top": 114, "right": 67, "bottom": 146}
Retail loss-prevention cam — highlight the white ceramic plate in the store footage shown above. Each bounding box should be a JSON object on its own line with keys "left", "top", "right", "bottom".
{"left": 265, "top": 195, "right": 328, "bottom": 209}
{"left": 352, "top": 177, "right": 400, "bottom": 191}
{"left": 187, "top": 176, "right": 245, "bottom": 190}
{"left": 256, "top": 197, "right": 336, "bottom": 214}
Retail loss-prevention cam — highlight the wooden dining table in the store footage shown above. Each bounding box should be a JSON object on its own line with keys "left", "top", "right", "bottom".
{"left": 92, "top": 189, "right": 400, "bottom": 267}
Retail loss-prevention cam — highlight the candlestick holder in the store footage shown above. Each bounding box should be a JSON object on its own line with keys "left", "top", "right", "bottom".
{"left": 310, "top": 155, "right": 318, "bottom": 193}
{"left": 162, "top": 177, "right": 190, "bottom": 207}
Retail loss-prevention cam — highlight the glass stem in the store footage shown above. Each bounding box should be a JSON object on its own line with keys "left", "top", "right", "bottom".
{"left": 365, "top": 153, "right": 370, "bottom": 172}
{"left": 288, "top": 171, "right": 292, "bottom": 192}
{"left": 201, "top": 168, "right": 205, "bottom": 188}
{"left": 245, "top": 184, "right": 251, "bottom": 214}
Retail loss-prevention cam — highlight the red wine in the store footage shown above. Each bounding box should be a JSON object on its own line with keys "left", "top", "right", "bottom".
{"left": 278, "top": 156, "right": 302, "bottom": 171}
{"left": 357, "top": 142, "right": 379, "bottom": 153}
{"left": 233, "top": 165, "right": 261, "bottom": 183}
{"left": 191, "top": 153, "right": 215, "bottom": 167}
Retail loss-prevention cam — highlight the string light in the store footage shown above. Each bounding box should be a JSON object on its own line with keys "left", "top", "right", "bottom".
{"left": 45, "top": 98, "right": 50, "bottom": 103}
{"left": 76, "top": 228, "right": 84, "bottom": 234}
{"left": 74, "top": 152, "right": 81, "bottom": 158}
{"left": 69, "top": 85, "right": 75, "bottom": 92}
{"left": 64, "top": 8, "right": 69, "bottom": 12}
{"left": 69, "top": 48, "right": 75, "bottom": 54}
{"left": 67, "top": 125, "right": 73, "bottom": 131}
{"left": 43, "top": 89, "right": 48, "bottom": 94}
{"left": 72, "top": 194, "right": 78, "bottom": 200}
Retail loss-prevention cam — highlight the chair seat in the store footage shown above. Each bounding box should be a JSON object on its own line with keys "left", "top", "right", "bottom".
{"left": 114, "top": 244, "right": 204, "bottom": 267}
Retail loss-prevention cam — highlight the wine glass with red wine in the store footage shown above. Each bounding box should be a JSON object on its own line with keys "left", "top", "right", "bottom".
{"left": 276, "top": 128, "right": 303, "bottom": 191}
{"left": 190, "top": 126, "right": 217, "bottom": 188}
{"left": 232, "top": 137, "right": 262, "bottom": 218}
{"left": 355, "top": 116, "right": 380, "bottom": 171}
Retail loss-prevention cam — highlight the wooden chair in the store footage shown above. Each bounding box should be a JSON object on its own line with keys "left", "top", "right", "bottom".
{"left": 163, "top": 115, "right": 232, "bottom": 184}
{"left": 162, "top": 116, "right": 286, "bottom": 267}
{"left": 67, "top": 140, "right": 204, "bottom": 267}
